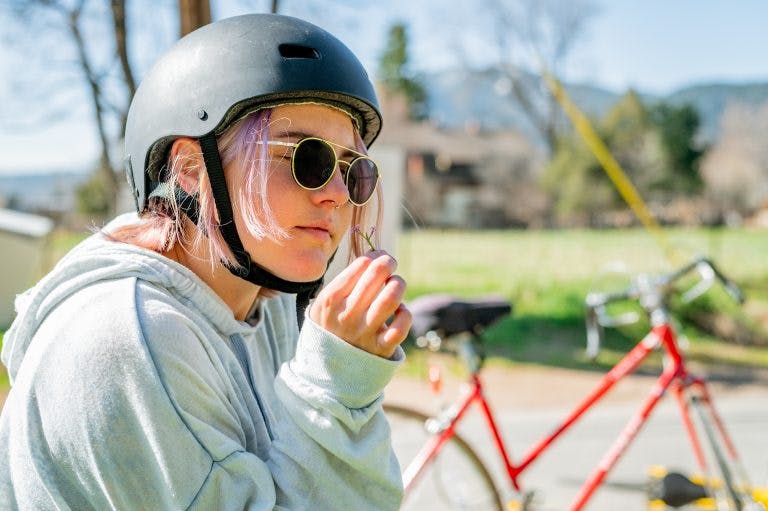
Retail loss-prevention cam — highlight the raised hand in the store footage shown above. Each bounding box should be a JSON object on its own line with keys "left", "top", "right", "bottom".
{"left": 309, "top": 250, "right": 412, "bottom": 358}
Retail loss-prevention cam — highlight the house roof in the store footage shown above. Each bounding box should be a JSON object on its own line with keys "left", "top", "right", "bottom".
{"left": 378, "top": 117, "right": 535, "bottom": 161}
{"left": 0, "top": 208, "right": 54, "bottom": 238}
{"left": 375, "top": 87, "right": 538, "bottom": 161}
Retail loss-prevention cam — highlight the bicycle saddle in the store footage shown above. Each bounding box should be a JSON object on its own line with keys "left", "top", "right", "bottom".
{"left": 407, "top": 294, "right": 512, "bottom": 338}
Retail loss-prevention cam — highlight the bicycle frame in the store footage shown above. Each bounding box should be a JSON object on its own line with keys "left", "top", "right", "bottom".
{"left": 401, "top": 321, "right": 746, "bottom": 511}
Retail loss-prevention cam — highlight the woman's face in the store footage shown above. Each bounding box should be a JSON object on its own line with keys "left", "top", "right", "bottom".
{"left": 232, "top": 103, "right": 358, "bottom": 282}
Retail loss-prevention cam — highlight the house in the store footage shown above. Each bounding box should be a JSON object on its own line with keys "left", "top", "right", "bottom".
{"left": 0, "top": 209, "right": 54, "bottom": 328}
{"left": 376, "top": 90, "right": 545, "bottom": 229}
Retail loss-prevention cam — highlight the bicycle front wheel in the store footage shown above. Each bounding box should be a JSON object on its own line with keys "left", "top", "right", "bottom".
{"left": 384, "top": 403, "right": 503, "bottom": 511}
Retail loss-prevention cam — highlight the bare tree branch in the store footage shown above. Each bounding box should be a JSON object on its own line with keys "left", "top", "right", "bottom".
{"left": 67, "top": 2, "right": 119, "bottom": 203}
{"left": 1, "top": 0, "right": 144, "bottom": 216}
{"left": 111, "top": 0, "right": 136, "bottom": 101}
{"left": 481, "top": 0, "right": 598, "bottom": 153}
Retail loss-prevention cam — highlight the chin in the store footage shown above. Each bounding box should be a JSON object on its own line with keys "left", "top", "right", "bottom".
{"left": 279, "top": 254, "right": 329, "bottom": 283}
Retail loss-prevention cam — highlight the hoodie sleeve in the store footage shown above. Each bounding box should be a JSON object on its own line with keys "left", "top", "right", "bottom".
{"left": 270, "top": 311, "right": 405, "bottom": 509}
{"left": 139, "top": 289, "right": 406, "bottom": 510}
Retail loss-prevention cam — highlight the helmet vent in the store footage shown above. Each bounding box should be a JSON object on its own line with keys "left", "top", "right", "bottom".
{"left": 278, "top": 43, "right": 320, "bottom": 59}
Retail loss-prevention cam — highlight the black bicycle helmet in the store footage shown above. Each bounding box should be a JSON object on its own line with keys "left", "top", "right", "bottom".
{"left": 125, "top": 13, "right": 381, "bottom": 212}
{"left": 122, "top": 13, "right": 382, "bottom": 317}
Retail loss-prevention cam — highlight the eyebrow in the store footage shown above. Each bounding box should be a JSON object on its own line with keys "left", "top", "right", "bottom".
{"left": 274, "top": 130, "right": 313, "bottom": 141}
{"left": 274, "top": 130, "right": 359, "bottom": 159}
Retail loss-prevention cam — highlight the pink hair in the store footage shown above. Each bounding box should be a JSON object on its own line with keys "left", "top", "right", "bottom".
{"left": 109, "top": 107, "right": 381, "bottom": 272}
{"left": 348, "top": 133, "right": 383, "bottom": 260}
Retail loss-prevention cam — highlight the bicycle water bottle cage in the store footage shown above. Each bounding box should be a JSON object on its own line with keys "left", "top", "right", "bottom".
{"left": 407, "top": 294, "right": 512, "bottom": 338}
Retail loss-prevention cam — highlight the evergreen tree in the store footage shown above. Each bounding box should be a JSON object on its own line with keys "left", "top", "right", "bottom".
{"left": 650, "top": 102, "right": 704, "bottom": 194}
{"left": 378, "top": 23, "right": 428, "bottom": 120}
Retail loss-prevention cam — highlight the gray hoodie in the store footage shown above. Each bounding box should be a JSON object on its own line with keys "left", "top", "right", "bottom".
{"left": 0, "top": 214, "right": 404, "bottom": 510}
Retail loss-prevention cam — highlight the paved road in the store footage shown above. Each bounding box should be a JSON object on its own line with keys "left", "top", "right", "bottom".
{"left": 385, "top": 366, "right": 768, "bottom": 511}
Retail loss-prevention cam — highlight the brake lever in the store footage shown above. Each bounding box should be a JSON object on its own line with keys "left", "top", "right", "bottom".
{"left": 687, "top": 259, "right": 747, "bottom": 305}
{"left": 724, "top": 280, "right": 746, "bottom": 304}
{"left": 680, "top": 261, "right": 715, "bottom": 304}
{"left": 585, "top": 303, "right": 602, "bottom": 360}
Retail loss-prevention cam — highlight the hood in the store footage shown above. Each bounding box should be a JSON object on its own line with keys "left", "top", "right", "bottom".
{"left": 1, "top": 213, "right": 247, "bottom": 383}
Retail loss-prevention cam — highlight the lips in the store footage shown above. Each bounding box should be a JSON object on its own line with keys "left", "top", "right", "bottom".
{"left": 296, "top": 221, "right": 334, "bottom": 242}
{"left": 300, "top": 221, "right": 333, "bottom": 233}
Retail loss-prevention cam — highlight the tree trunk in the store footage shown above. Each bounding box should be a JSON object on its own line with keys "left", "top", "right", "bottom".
{"left": 110, "top": 0, "right": 136, "bottom": 131}
{"left": 178, "top": 0, "right": 211, "bottom": 37}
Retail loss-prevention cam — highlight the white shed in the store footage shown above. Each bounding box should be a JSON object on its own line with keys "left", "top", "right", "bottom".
{"left": 0, "top": 209, "right": 54, "bottom": 328}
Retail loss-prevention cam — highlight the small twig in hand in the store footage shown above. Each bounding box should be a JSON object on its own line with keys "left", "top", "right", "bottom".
{"left": 352, "top": 225, "right": 377, "bottom": 251}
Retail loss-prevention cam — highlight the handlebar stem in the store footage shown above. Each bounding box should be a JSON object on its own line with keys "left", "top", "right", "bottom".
{"left": 650, "top": 308, "right": 670, "bottom": 327}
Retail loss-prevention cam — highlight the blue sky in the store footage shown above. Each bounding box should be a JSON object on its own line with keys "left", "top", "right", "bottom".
{"left": 572, "top": 0, "right": 768, "bottom": 94}
{"left": 1, "top": 0, "right": 767, "bottom": 175}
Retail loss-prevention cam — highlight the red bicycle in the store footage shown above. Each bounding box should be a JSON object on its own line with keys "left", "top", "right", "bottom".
{"left": 385, "top": 257, "right": 764, "bottom": 510}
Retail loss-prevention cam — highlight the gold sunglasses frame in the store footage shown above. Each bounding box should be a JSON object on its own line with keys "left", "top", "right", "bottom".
{"left": 261, "top": 137, "right": 380, "bottom": 206}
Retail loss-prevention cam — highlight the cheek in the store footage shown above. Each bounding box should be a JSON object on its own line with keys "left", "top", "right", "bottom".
{"left": 262, "top": 166, "right": 298, "bottom": 214}
{"left": 225, "top": 162, "right": 293, "bottom": 231}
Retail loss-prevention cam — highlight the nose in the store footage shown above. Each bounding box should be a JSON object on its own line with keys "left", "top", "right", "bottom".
{"left": 313, "top": 163, "right": 349, "bottom": 208}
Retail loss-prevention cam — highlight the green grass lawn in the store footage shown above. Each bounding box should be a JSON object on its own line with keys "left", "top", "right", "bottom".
{"left": 397, "top": 227, "right": 768, "bottom": 377}
{"left": 0, "top": 330, "right": 6, "bottom": 391}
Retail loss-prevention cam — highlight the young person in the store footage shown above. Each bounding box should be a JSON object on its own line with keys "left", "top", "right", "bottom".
{"left": 0, "top": 13, "right": 411, "bottom": 510}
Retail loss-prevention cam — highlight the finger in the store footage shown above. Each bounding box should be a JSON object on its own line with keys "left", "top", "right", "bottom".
{"left": 320, "top": 249, "right": 389, "bottom": 296}
{"left": 310, "top": 256, "right": 372, "bottom": 326}
{"left": 346, "top": 252, "right": 398, "bottom": 312}
{"left": 376, "top": 304, "right": 413, "bottom": 356}
{"left": 319, "top": 254, "right": 372, "bottom": 298}
{"left": 365, "top": 275, "right": 406, "bottom": 330}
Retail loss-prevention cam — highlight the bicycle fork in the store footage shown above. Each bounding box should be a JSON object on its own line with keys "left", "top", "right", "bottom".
{"left": 570, "top": 329, "right": 751, "bottom": 510}
{"left": 674, "top": 377, "right": 753, "bottom": 511}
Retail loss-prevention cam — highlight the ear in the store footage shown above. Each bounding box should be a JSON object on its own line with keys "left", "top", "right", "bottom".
{"left": 169, "top": 137, "right": 204, "bottom": 194}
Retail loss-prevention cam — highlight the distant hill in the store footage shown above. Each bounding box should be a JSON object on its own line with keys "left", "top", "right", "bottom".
{"left": 665, "top": 83, "right": 768, "bottom": 142}
{"left": 420, "top": 67, "right": 768, "bottom": 146}
{"left": 0, "top": 171, "right": 88, "bottom": 213}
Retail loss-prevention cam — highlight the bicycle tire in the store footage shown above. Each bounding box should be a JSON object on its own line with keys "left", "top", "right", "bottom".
{"left": 384, "top": 403, "right": 504, "bottom": 511}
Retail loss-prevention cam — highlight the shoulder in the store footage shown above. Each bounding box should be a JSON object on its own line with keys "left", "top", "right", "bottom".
{"left": 18, "top": 278, "right": 184, "bottom": 429}
{"left": 38, "top": 277, "right": 203, "bottom": 357}
{"left": 36, "top": 277, "right": 145, "bottom": 360}
{"left": 4, "top": 277, "right": 220, "bottom": 509}
{"left": 28, "top": 276, "right": 239, "bottom": 447}
{"left": 32, "top": 276, "right": 224, "bottom": 397}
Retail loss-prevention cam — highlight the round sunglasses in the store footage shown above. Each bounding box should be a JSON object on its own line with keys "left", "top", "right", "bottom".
{"left": 261, "top": 137, "right": 380, "bottom": 206}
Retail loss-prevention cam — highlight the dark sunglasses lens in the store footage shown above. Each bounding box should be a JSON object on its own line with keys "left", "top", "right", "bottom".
{"left": 293, "top": 139, "right": 336, "bottom": 189}
{"left": 347, "top": 158, "right": 378, "bottom": 204}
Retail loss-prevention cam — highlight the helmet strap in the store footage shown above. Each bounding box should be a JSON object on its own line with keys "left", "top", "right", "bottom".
{"left": 197, "top": 132, "right": 325, "bottom": 326}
